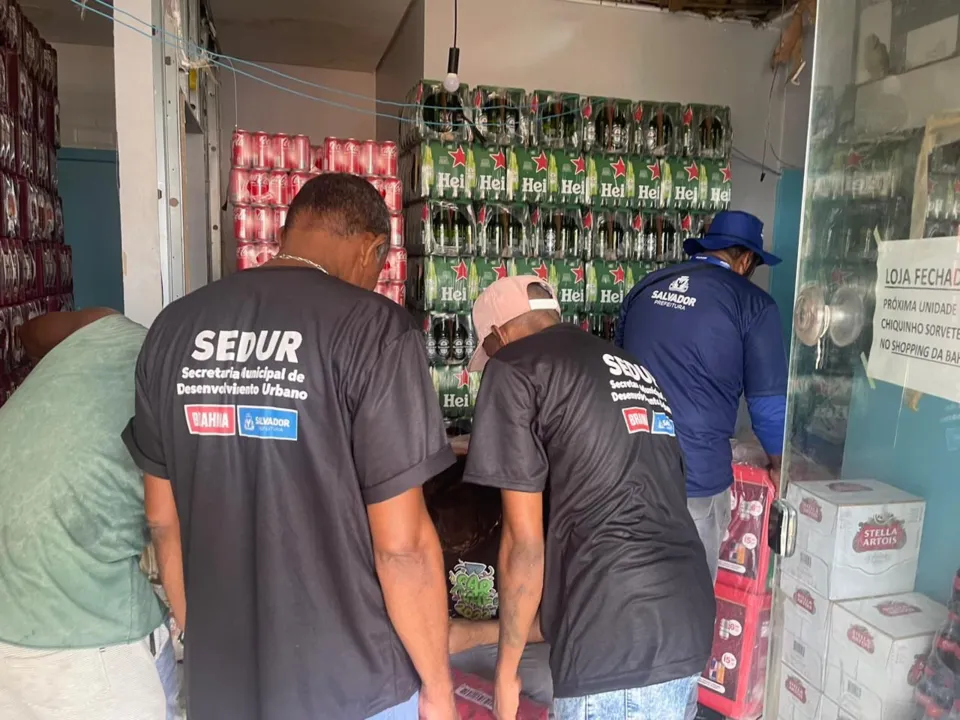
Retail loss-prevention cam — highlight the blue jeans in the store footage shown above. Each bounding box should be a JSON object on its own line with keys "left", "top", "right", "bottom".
{"left": 367, "top": 691, "right": 419, "bottom": 720}
{"left": 553, "top": 675, "right": 700, "bottom": 720}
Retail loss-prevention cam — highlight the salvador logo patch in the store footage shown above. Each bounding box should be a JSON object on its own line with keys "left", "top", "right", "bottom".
{"left": 237, "top": 405, "right": 298, "bottom": 441}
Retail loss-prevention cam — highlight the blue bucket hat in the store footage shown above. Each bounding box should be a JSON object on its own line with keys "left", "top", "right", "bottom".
{"left": 683, "top": 210, "right": 781, "bottom": 266}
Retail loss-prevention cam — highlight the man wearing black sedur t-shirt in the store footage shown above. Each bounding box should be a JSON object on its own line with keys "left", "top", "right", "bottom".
{"left": 122, "top": 174, "right": 457, "bottom": 720}
{"left": 463, "top": 276, "right": 716, "bottom": 720}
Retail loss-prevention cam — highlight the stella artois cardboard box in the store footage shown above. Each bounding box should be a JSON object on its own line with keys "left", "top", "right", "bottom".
{"left": 823, "top": 593, "right": 946, "bottom": 720}
{"left": 780, "top": 574, "right": 832, "bottom": 690}
{"left": 781, "top": 480, "right": 925, "bottom": 601}
{"left": 777, "top": 666, "right": 846, "bottom": 720}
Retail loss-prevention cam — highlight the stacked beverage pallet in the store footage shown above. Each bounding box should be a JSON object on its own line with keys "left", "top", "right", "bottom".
{"left": 0, "top": 0, "right": 73, "bottom": 409}
{"left": 228, "top": 132, "right": 406, "bottom": 305}
{"left": 396, "top": 79, "right": 734, "bottom": 429}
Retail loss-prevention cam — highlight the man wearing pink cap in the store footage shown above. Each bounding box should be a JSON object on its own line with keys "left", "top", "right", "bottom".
{"left": 462, "top": 276, "right": 715, "bottom": 720}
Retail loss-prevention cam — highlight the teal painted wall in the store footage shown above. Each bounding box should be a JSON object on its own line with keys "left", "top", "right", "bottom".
{"left": 57, "top": 148, "right": 123, "bottom": 312}
{"left": 769, "top": 169, "right": 804, "bottom": 346}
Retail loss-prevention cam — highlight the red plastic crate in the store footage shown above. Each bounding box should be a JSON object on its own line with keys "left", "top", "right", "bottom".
{"left": 452, "top": 670, "right": 548, "bottom": 720}
{"left": 697, "top": 583, "right": 771, "bottom": 720}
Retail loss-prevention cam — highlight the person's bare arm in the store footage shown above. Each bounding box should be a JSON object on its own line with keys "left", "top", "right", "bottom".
{"left": 20, "top": 308, "right": 116, "bottom": 360}
{"left": 495, "top": 490, "right": 545, "bottom": 716}
{"left": 368, "top": 487, "right": 454, "bottom": 707}
{"left": 144, "top": 473, "right": 186, "bottom": 631}
{"left": 449, "top": 614, "right": 543, "bottom": 655}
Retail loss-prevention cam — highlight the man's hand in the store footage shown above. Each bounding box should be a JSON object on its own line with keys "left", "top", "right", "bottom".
{"left": 494, "top": 672, "right": 522, "bottom": 720}
{"left": 419, "top": 683, "right": 457, "bottom": 720}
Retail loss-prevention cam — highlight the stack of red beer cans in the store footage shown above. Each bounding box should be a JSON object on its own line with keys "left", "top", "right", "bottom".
{"left": 229, "top": 131, "right": 406, "bottom": 305}
{"left": 0, "top": 1, "right": 73, "bottom": 409}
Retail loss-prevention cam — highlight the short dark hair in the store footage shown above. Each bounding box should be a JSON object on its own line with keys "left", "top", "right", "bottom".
{"left": 285, "top": 173, "right": 390, "bottom": 240}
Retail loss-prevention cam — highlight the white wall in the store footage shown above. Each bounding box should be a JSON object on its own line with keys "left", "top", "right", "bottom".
{"left": 421, "top": 0, "right": 812, "bottom": 280}
{"left": 54, "top": 43, "right": 117, "bottom": 150}
{"left": 376, "top": 0, "right": 425, "bottom": 142}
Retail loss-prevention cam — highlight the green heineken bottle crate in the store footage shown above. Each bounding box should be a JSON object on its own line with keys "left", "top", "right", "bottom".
{"left": 405, "top": 200, "right": 475, "bottom": 257}
{"left": 471, "top": 145, "right": 511, "bottom": 202}
{"left": 588, "top": 153, "right": 635, "bottom": 208}
{"left": 631, "top": 102, "right": 680, "bottom": 158}
{"left": 548, "top": 259, "right": 587, "bottom": 314}
{"left": 475, "top": 203, "right": 529, "bottom": 258}
{"left": 401, "top": 141, "right": 475, "bottom": 203}
{"left": 531, "top": 205, "right": 584, "bottom": 259}
{"left": 585, "top": 313, "right": 619, "bottom": 341}
{"left": 431, "top": 364, "right": 479, "bottom": 420}
{"left": 585, "top": 259, "right": 629, "bottom": 314}
{"left": 408, "top": 256, "right": 473, "bottom": 313}
{"left": 509, "top": 147, "right": 553, "bottom": 203}
{"left": 468, "top": 256, "right": 512, "bottom": 304}
{"left": 583, "top": 97, "right": 632, "bottom": 156}
{"left": 633, "top": 156, "right": 667, "bottom": 210}
{"left": 654, "top": 212, "right": 682, "bottom": 264}
{"left": 624, "top": 261, "right": 656, "bottom": 291}
{"left": 702, "top": 159, "right": 733, "bottom": 211}
{"left": 693, "top": 105, "right": 732, "bottom": 159}
{"left": 552, "top": 149, "right": 589, "bottom": 206}
{"left": 629, "top": 210, "right": 662, "bottom": 263}
{"left": 591, "top": 208, "right": 632, "bottom": 261}
{"left": 399, "top": 79, "right": 472, "bottom": 151}
{"left": 508, "top": 256, "right": 552, "bottom": 284}
{"left": 663, "top": 157, "right": 707, "bottom": 211}
{"left": 676, "top": 212, "right": 710, "bottom": 264}
{"left": 420, "top": 313, "right": 476, "bottom": 367}
{"left": 528, "top": 90, "right": 584, "bottom": 152}
{"left": 472, "top": 86, "right": 528, "bottom": 147}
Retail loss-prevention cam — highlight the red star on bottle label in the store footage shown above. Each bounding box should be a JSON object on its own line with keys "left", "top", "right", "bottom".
{"left": 572, "top": 156, "right": 586, "bottom": 175}
{"left": 633, "top": 105, "right": 643, "bottom": 123}
{"left": 720, "top": 162, "right": 733, "bottom": 183}
{"left": 572, "top": 265, "right": 585, "bottom": 284}
{"left": 846, "top": 151, "right": 862, "bottom": 168}
{"left": 534, "top": 261, "right": 550, "bottom": 281}
{"left": 681, "top": 214, "right": 693, "bottom": 232}
{"left": 492, "top": 150, "right": 506, "bottom": 170}
{"left": 611, "top": 157, "right": 627, "bottom": 179}
{"left": 456, "top": 368, "right": 471, "bottom": 389}
{"left": 683, "top": 106, "right": 694, "bottom": 126}
{"left": 582, "top": 102, "right": 593, "bottom": 119}
{"left": 493, "top": 262, "right": 508, "bottom": 280}
{"left": 454, "top": 259, "right": 469, "bottom": 281}
{"left": 583, "top": 211, "right": 594, "bottom": 229}
{"left": 632, "top": 213, "right": 644, "bottom": 231}
{"left": 473, "top": 90, "right": 483, "bottom": 108}
{"left": 531, "top": 207, "right": 541, "bottom": 224}
{"left": 533, "top": 151, "right": 549, "bottom": 173}
{"left": 610, "top": 264, "right": 625, "bottom": 286}
{"left": 647, "top": 162, "right": 661, "bottom": 181}
{"left": 449, "top": 146, "right": 467, "bottom": 168}
{"left": 476, "top": 206, "right": 487, "bottom": 224}
{"left": 684, "top": 162, "right": 700, "bottom": 181}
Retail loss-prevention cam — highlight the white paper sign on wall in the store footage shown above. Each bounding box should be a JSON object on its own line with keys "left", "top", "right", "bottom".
{"left": 867, "top": 236, "right": 960, "bottom": 403}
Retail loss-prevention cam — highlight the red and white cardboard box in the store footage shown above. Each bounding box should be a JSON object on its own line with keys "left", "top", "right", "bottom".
{"left": 452, "top": 670, "right": 548, "bottom": 720}
{"left": 823, "top": 592, "right": 947, "bottom": 720}
{"left": 780, "top": 574, "right": 832, "bottom": 689}
{"left": 718, "top": 463, "right": 776, "bottom": 594}
{"left": 781, "top": 480, "right": 925, "bottom": 601}
{"left": 698, "top": 583, "right": 771, "bottom": 720}
{"left": 777, "top": 665, "right": 846, "bottom": 720}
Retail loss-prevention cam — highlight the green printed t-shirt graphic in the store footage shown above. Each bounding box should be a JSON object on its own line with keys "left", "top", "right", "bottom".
{"left": 0, "top": 315, "right": 164, "bottom": 648}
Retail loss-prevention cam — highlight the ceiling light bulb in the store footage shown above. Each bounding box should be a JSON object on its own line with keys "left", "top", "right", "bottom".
{"left": 443, "top": 72, "right": 460, "bottom": 93}
{"left": 443, "top": 47, "right": 461, "bottom": 93}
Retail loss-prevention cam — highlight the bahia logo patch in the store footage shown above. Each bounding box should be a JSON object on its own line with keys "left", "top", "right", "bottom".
{"left": 853, "top": 513, "right": 907, "bottom": 553}
{"left": 785, "top": 676, "right": 807, "bottom": 703}
{"left": 651, "top": 412, "right": 675, "bottom": 437}
{"left": 798, "top": 496, "right": 823, "bottom": 523}
{"left": 793, "top": 588, "right": 817, "bottom": 615}
{"left": 876, "top": 600, "right": 922, "bottom": 617}
{"left": 237, "top": 405, "right": 298, "bottom": 441}
{"left": 622, "top": 407, "right": 650, "bottom": 434}
{"left": 185, "top": 404, "right": 236, "bottom": 436}
{"left": 847, "top": 624, "right": 876, "bottom": 654}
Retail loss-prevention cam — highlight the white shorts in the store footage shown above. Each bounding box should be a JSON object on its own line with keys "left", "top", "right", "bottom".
{"left": 0, "top": 636, "right": 166, "bottom": 720}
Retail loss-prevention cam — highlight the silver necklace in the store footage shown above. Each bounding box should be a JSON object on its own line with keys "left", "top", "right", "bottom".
{"left": 275, "top": 253, "right": 329, "bottom": 274}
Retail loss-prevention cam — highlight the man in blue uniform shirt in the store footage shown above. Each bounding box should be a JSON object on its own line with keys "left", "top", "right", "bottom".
{"left": 616, "top": 211, "right": 787, "bottom": 588}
